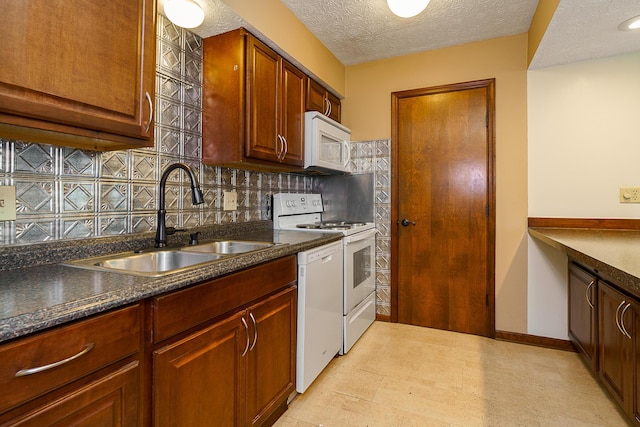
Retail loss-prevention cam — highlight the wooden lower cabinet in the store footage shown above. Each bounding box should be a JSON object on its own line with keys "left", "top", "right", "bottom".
{"left": 598, "top": 280, "right": 639, "bottom": 424}
{"left": 3, "top": 362, "right": 139, "bottom": 427}
{"left": 0, "top": 304, "right": 142, "bottom": 426}
{"left": 153, "top": 312, "right": 246, "bottom": 426}
{"left": 153, "top": 286, "right": 296, "bottom": 427}
{"left": 632, "top": 302, "right": 640, "bottom": 424}
{"left": 151, "top": 256, "right": 298, "bottom": 427}
{"left": 568, "top": 263, "right": 598, "bottom": 370}
{"left": 246, "top": 288, "right": 296, "bottom": 427}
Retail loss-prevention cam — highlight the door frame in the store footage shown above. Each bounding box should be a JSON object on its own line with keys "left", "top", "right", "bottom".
{"left": 389, "top": 78, "right": 496, "bottom": 337}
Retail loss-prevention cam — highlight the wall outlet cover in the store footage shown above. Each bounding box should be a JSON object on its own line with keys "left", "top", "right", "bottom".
{"left": 620, "top": 187, "right": 640, "bottom": 203}
{"left": 223, "top": 191, "right": 237, "bottom": 211}
{"left": 0, "top": 186, "right": 17, "bottom": 221}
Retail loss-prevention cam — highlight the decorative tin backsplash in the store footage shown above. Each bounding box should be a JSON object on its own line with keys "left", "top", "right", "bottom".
{"left": 0, "top": 16, "right": 312, "bottom": 245}
{"left": 350, "top": 139, "right": 392, "bottom": 318}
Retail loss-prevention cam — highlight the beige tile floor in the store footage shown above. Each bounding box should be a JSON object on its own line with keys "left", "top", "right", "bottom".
{"left": 274, "top": 321, "right": 631, "bottom": 427}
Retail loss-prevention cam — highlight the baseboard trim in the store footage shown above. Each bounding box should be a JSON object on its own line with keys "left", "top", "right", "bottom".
{"left": 496, "top": 330, "right": 576, "bottom": 352}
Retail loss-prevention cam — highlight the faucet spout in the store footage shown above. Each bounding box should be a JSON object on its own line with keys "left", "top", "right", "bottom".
{"left": 155, "top": 163, "right": 205, "bottom": 248}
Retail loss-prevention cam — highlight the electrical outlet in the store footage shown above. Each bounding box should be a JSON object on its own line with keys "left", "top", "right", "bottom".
{"left": 620, "top": 187, "right": 640, "bottom": 203}
{"left": 0, "top": 186, "right": 17, "bottom": 220}
{"left": 223, "top": 191, "right": 237, "bottom": 211}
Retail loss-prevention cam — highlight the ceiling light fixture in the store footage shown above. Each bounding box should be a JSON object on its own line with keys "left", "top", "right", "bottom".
{"left": 618, "top": 14, "right": 640, "bottom": 31}
{"left": 387, "top": 0, "right": 431, "bottom": 18}
{"left": 164, "top": 0, "right": 205, "bottom": 29}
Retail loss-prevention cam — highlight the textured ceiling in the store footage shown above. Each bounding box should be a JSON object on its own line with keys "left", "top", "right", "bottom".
{"left": 529, "top": 0, "right": 640, "bottom": 69}
{"left": 279, "top": 0, "right": 538, "bottom": 65}
{"left": 171, "top": 0, "right": 640, "bottom": 69}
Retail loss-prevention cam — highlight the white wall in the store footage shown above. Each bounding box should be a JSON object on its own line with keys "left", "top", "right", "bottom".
{"left": 527, "top": 53, "right": 640, "bottom": 339}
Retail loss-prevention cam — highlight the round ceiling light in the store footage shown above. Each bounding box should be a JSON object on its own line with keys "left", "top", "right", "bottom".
{"left": 618, "top": 14, "right": 640, "bottom": 31}
{"left": 164, "top": 0, "right": 205, "bottom": 29}
{"left": 387, "top": 0, "right": 431, "bottom": 18}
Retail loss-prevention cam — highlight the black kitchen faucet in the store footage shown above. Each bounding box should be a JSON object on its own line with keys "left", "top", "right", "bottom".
{"left": 155, "top": 163, "right": 204, "bottom": 248}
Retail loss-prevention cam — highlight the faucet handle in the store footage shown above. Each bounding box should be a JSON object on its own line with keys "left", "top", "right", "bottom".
{"left": 165, "top": 227, "right": 186, "bottom": 236}
{"left": 189, "top": 232, "right": 201, "bottom": 246}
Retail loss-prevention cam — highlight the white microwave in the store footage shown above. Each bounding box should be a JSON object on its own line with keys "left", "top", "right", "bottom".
{"left": 304, "top": 111, "right": 351, "bottom": 174}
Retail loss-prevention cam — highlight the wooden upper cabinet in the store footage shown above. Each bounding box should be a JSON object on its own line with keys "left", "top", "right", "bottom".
{"left": 203, "top": 28, "right": 305, "bottom": 171}
{"left": 306, "top": 78, "right": 341, "bottom": 123}
{"left": 0, "top": 0, "right": 156, "bottom": 151}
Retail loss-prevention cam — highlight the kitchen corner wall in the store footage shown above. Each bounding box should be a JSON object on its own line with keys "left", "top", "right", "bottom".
{"left": 350, "top": 139, "right": 392, "bottom": 317}
{"left": 0, "top": 15, "right": 312, "bottom": 245}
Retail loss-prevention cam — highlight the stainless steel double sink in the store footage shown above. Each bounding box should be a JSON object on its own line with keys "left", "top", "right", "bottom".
{"left": 63, "top": 240, "right": 280, "bottom": 277}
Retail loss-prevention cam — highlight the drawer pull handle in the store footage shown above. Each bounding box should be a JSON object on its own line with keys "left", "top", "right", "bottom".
{"left": 615, "top": 301, "right": 626, "bottom": 336}
{"left": 585, "top": 280, "right": 595, "bottom": 309}
{"left": 620, "top": 303, "right": 632, "bottom": 339}
{"left": 249, "top": 312, "right": 258, "bottom": 351}
{"left": 15, "top": 343, "right": 95, "bottom": 377}
{"left": 241, "top": 317, "right": 250, "bottom": 357}
{"left": 144, "top": 91, "right": 153, "bottom": 134}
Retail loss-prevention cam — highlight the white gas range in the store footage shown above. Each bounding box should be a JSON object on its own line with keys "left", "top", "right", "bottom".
{"left": 273, "top": 193, "right": 377, "bottom": 358}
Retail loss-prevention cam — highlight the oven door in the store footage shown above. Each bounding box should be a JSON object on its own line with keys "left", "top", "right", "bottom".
{"left": 343, "top": 228, "right": 377, "bottom": 314}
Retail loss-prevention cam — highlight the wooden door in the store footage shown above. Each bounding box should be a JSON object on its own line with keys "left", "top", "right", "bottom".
{"left": 598, "top": 281, "right": 631, "bottom": 408}
{"left": 246, "top": 287, "right": 297, "bottom": 427}
{"left": 279, "top": 61, "right": 305, "bottom": 166}
{"left": 0, "top": 0, "right": 155, "bottom": 141}
{"left": 246, "top": 35, "right": 280, "bottom": 163}
{"left": 391, "top": 80, "right": 495, "bottom": 337}
{"left": 153, "top": 312, "right": 246, "bottom": 427}
{"left": 568, "top": 263, "right": 598, "bottom": 370}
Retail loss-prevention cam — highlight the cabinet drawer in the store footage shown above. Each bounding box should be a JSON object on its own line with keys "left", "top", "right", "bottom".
{"left": 153, "top": 256, "right": 297, "bottom": 343}
{"left": 0, "top": 304, "right": 140, "bottom": 413}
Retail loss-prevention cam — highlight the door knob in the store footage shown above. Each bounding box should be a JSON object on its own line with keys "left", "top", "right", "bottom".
{"left": 400, "top": 219, "right": 416, "bottom": 226}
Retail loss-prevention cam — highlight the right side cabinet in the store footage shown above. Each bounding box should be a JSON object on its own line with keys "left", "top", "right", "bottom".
{"left": 569, "top": 261, "right": 640, "bottom": 425}
{"left": 306, "top": 79, "right": 341, "bottom": 123}
{"left": 598, "top": 281, "right": 639, "bottom": 423}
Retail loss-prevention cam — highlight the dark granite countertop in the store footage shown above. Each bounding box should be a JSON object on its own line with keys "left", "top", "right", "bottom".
{"left": 0, "top": 222, "right": 342, "bottom": 343}
{"left": 529, "top": 227, "right": 640, "bottom": 299}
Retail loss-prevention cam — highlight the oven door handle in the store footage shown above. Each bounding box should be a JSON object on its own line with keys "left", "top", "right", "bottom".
{"left": 344, "top": 228, "right": 378, "bottom": 244}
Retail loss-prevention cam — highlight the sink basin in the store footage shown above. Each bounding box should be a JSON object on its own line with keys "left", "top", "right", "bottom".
{"left": 182, "top": 240, "right": 275, "bottom": 255}
{"left": 64, "top": 250, "right": 223, "bottom": 277}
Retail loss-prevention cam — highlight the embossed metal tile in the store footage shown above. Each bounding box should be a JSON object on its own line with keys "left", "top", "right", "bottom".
{"left": 17, "top": 181, "right": 55, "bottom": 214}
{"left": 62, "top": 182, "right": 94, "bottom": 213}
{"left": 62, "top": 148, "right": 95, "bottom": 176}
{"left": 14, "top": 142, "right": 55, "bottom": 174}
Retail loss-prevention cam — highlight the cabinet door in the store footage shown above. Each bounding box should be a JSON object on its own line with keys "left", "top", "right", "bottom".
{"left": 0, "top": 0, "right": 155, "bottom": 148}
{"left": 279, "top": 62, "right": 305, "bottom": 166}
{"left": 629, "top": 300, "right": 640, "bottom": 424}
{"left": 4, "top": 361, "right": 139, "bottom": 427}
{"left": 246, "top": 287, "right": 297, "bottom": 427}
{"left": 246, "top": 36, "right": 280, "bottom": 163}
{"left": 326, "top": 91, "right": 341, "bottom": 123}
{"left": 568, "top": 263, "right": 598, "bottom": 370}
{"left": 599, "top": 281, "right": 632, "bottom": 408}
{"left": 153, "top": 312, "right": 246, "bottom": 427}
{"left": 306, "top": 79, "right": 327, "bottom": 114}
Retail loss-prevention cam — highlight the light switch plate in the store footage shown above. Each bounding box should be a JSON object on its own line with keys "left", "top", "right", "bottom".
{"left": 223, "top": 191, "right": 237, "bottom": 211}
{"left": 0, "top": 186, "right": 17, "bottom": 220}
